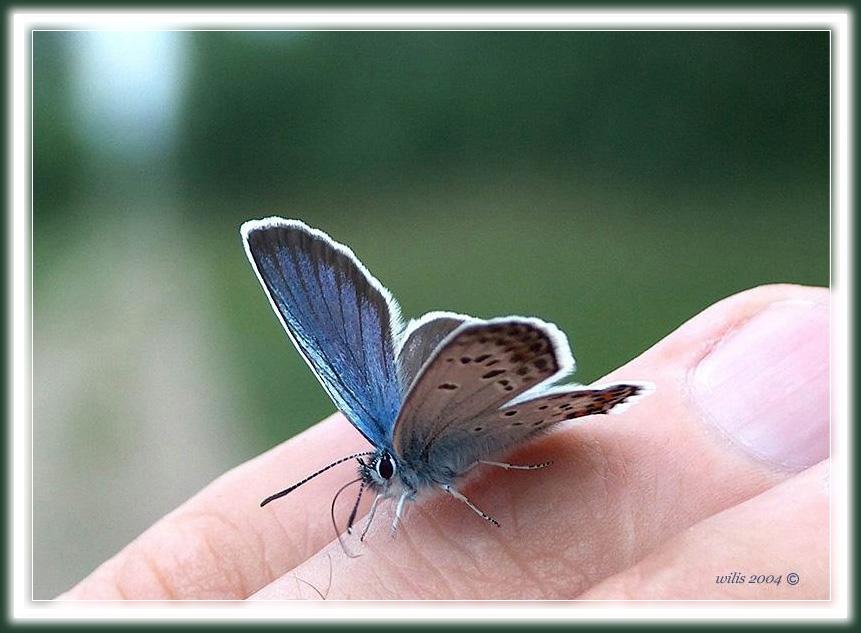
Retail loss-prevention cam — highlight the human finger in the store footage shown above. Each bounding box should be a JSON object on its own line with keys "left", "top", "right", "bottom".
{"left": 252, "top": 284, "right": 828, "bottom": 599}
{"left": 60, "top": 412, "right": 369, "bottom": 599}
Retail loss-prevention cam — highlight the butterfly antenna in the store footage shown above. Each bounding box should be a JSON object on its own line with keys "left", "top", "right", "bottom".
{"left": 331, "top": 477, "right": 363, "bottom": 558}
{"left": 259, "top": 451, "right": 375, "bottom": 507}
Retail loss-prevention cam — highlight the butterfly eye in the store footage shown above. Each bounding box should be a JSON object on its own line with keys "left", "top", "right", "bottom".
{"left": 376, "top": 454, "right": 395, "bottom": 480}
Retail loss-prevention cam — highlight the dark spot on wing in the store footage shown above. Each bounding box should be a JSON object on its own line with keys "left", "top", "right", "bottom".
{"left": 438, "top": 383, "right": 459, "bottom": 390}
{"left": 482, "top": 369, "right": 506, "bottom": 379}
{"left": 503, "top": 410, "right": 518, "bottom": 417}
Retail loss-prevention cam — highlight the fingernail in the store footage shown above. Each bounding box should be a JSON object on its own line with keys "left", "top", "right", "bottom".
{"left": 693, "top": 300, "right": 829, "bottom": 471}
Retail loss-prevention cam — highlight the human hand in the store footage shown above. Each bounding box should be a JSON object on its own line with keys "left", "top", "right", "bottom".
{"left": 60, "top": 284, "right": 829, "bottom": 600}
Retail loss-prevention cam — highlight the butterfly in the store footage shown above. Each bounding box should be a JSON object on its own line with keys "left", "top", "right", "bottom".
{"left": 241, "top": 217, "right": 652, "bottom": 540}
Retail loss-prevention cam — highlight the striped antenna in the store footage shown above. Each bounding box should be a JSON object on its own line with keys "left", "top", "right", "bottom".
{"left": 259, "top": 451, "right": 376, "bottom": 507}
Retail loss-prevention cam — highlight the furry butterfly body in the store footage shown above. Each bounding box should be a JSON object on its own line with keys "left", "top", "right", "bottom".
{"left": 242, "top": 218, "right": 651, "bottom": 536}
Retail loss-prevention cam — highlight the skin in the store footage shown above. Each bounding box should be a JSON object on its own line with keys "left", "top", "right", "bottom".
{"left": 59, "top": 283, "right": 829, "bottom": 600}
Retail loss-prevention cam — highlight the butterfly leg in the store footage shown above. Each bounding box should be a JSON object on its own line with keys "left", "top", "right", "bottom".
{"left": 389, "top": 491, "right": 409, "bottom": 537}
{"left": 346, "top": 481, "right": 366, "bottom": 535}
{"left": 360, "top": 493, "right": 383, "bottom": 542}
{"left": 440, "top": 484, "right": 500, "bottom": 527}
{"left": 478, "top": 459, "right": 553, "bottom": 471}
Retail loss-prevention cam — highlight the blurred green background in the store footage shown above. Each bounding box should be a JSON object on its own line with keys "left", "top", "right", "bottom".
{"left": 33, "top": 31, "right": 829, "bottom": 598}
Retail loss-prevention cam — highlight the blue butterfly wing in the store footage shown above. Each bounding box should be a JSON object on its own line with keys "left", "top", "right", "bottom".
{"left": 241, "top": 218, "right": 403, "bottom": 448}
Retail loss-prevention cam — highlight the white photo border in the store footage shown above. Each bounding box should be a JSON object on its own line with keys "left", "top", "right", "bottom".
{"left": 8, "top": 6, "right": 852, "bottom": 623}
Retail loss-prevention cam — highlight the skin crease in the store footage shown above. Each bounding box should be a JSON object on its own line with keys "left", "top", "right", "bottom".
{"left": 59, "top": 283, "right": 829, "bottom": 601}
